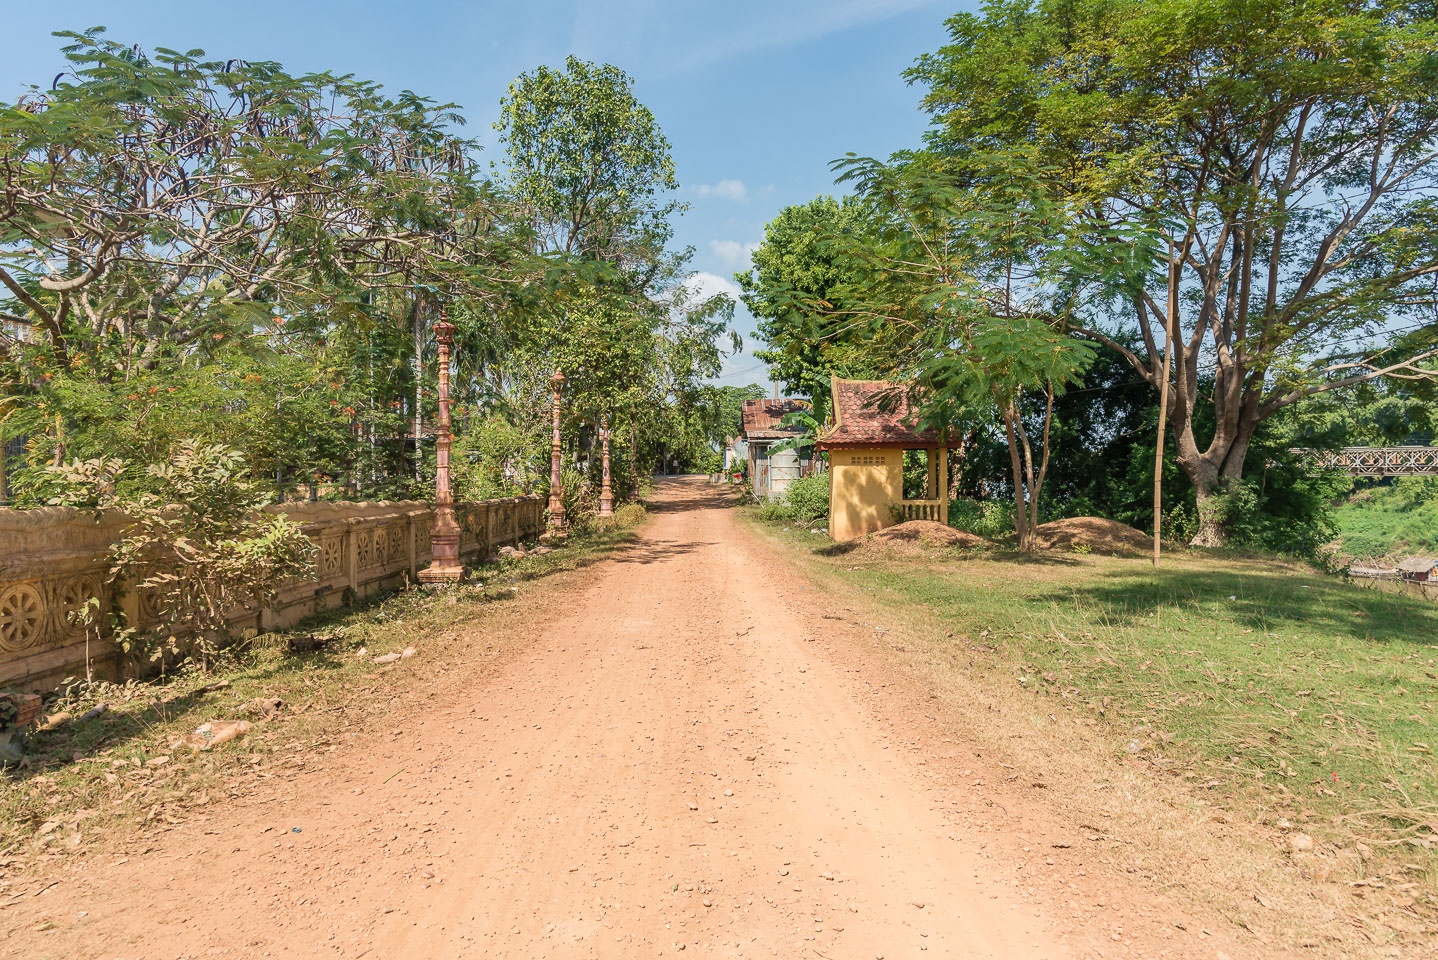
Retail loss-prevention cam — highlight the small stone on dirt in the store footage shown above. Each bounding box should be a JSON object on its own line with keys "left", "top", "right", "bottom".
{"left": 1289, "top": 832, "right": 1315, "bottom": 853}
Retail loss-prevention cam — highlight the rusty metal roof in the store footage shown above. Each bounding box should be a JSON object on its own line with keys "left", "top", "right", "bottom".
{"left": 741, "top": 398, "right": 807, "bottom": 440}
{"left": 817, "top": 377, "right": 940, "bottom": 449}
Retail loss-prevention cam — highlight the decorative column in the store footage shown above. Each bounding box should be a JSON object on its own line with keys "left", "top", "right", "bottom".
{"left": 418, "top": 307, "right": 464, "bottom": 585}
{"left": 599, "top": 413, "right": 614, "bottom": 518}
{"left": 547, "top": 371, "right": 567, "bottom": 537}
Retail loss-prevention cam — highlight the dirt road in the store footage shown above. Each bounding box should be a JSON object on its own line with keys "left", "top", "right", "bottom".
{"left": 3, "top": 479, "right": 1232, "bottom": 959}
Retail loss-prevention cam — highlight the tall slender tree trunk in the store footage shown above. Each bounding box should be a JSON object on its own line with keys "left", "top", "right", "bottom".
{"left": 412, "top": 299, "right": 425, "bottom": 483}
{"left": 1001, "top": 403, "right": 1030, "bottom": 551}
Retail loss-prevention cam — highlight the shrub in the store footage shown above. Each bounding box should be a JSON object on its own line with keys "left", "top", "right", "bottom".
{"left": 755, "top": 473, "right": 830, "bottom": 526}
{"left": 758, "top": 498, "right": 795, "bottom": 523}
{"left": 1206, "top": 477, "right": 1337, "bottom": 558}
{"left": 550, "top": 467, "right": 598, "bottom": 534}
{"left": 784, "top": 472, "right": 830, "bottom": 525}
{"left": 453, "top": 416, "right": 533, "bottom": 500}
{"left": 44, "top": 441, "right": 318, "bottom": 669}
{"left": 693, "top": 449, "right": 723, "bottom": 474}
{"left": 595, "top": 501, "right": 647, "bottom": 533}
{"left": 947, "top": 498, "right": 1013, "bottom": 538}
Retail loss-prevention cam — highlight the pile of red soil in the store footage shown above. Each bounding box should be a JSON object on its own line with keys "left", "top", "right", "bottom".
{"left": 1032, "top": 516, "right": 1151, "bottom": 554}
{"left": 856, "top": 520, "right": 991, "bottom": 557}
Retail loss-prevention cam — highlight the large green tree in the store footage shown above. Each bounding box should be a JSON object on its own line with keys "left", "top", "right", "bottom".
{"left": 496, "top": 56, "right": 680, "bottom": 282}
{"left": 0, "top": 30, "right": 540, "bottom": 497}
{"left": 494, "top": 56, "right": 737, "bottom": 486}
{"left": 908, "top": 0, "right": 1438, "bottom": 544}
{"left": 736, "top": 196, "right": 882, "bottom": 408}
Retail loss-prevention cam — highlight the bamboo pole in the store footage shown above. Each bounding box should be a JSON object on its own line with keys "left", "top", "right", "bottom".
{"left": 1154, "top": 241, "right": 1177, "bottom": 568}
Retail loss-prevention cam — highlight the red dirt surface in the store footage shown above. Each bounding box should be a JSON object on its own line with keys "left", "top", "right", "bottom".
{"left": 0, "top": 480, "right": 1259, "bottom": 960}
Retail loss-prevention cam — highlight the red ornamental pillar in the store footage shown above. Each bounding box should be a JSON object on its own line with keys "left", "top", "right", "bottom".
{"left": 599, "top": 413, "right": 614, "bottom": 518}
{"left": 548, "top": 371, "right": 567, "bottom": 537}
{"left": 418, "top": 307, "right": 464, "bottom": 584}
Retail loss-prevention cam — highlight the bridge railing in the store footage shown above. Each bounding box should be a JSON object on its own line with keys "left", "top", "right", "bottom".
{"left": 1294, "top": 446, "right": 1438, "bottom": 477}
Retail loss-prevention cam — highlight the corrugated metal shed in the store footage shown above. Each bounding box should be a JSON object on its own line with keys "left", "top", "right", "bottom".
{"left": 741, "top": 399, "right": 807, "bottom": 440}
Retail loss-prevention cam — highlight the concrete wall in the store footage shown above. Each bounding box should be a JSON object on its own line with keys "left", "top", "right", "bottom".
{"left": 0, "top": 496, "right": 545, "bottom": 692}
{"left": 828, "top": 449, "right": 903, "bottom": 541}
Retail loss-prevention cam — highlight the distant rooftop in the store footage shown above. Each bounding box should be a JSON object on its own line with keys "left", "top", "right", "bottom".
{"left": 741, "top": 398, "right": 807, "bottom": 440}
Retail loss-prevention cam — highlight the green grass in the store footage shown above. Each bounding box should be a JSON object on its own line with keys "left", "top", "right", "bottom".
{"left": 749, "top": 514, "right": 1438, "bottom": 899}
{"left": 1333, "top": 478, "right": 1438, "bottom": 559}
{"left": 0, "top": 508, "right": 648, "bottom": 863}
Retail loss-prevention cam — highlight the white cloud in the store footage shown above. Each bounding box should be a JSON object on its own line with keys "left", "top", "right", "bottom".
{"left": 694, "top": 179, "right": 748, "bottom": 202}
{"left": 710, "top": 239, "right": 760, "bottom": 270}
{"left": 683, "top": 271, "right": 743, "bottom": 303}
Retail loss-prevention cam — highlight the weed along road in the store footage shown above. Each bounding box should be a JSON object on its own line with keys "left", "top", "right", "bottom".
{"left": 3, "top": 478, "right": 1249, "bottom": 960}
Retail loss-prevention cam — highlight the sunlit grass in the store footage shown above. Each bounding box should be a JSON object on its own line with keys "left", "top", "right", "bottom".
{"left": 750, "top": 514, "right": 1438, "bottom": 893}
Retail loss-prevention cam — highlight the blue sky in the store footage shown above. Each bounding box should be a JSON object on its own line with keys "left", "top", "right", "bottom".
{"left": 2, "top": 1, "right": 963, "bottom": 388}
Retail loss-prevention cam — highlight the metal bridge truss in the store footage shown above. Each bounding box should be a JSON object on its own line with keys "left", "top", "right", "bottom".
{"left": 1299, "top": 446, "right": 1438, "bottom": 477}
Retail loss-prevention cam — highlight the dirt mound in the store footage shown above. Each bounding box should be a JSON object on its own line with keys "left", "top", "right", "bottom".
{"left": 858, "top": 520, "right": 991, "bottom": 556}
{"left": 1034, "top": 516, "right": 1150, "bottom": 554}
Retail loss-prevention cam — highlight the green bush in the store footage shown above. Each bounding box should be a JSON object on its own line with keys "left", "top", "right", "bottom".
{"left": 1207, "top": 478, "right": 1337, "bottom": 558}
{"left": 757, "top": 498, "right": 795, "bottom": 523}
{"left": 550, "top": 467, "right": 598, "bottom": 534}
{"left": 594, "top": 501, "right": 647, "bottom": 533}
{"left": 44, "top": 441, "right": 318, "bottom": 669}
{"left": 453, "top": 416, "right": 534, "bottom": 501}
{"left": 784, "top": 472, "right": 830, "bottom": 525}
{"left": 947, "top": 498, "right": 1013, "bottom": 538}
{"left": 755, "top": 472, "right": 830, "bottom": 526}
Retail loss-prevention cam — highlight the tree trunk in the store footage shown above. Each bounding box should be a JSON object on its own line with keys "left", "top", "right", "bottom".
{"left": 412, "top": 301, "right": 425, "bottom": 483}
{"left": 1190, "top": 479, "right": 1226, "bottom": 548}
{"left": 1000, "top": 403, "right": 1031, "bottom": 551}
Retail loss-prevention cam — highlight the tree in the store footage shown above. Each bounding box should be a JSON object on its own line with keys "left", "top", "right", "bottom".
{"left": 494, "top": 56, "right": 740, "bottom": 488}
{"left": 707, "top": 384, "right": 768, "bottom": 443}
{"left": 496, "top": 56, "right": 680, "bottom": 280}
{"left": 0, "top": 30, "right": 513, "bottom": 370}
{"left": 908, "top": 0, "right": 1438, "bottom": 544}
{"left": 736, "top": 197, "right": 881, "bottom": 407}
{"left": 765, "top": 155, "right": 1097, "bottom": 550}
{"left": 0, "top": 30, "right": 542, "bottom": 497}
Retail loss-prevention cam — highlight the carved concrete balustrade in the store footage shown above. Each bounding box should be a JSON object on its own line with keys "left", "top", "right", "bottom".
{"left": 0, "top": 496, "right": 544, "bottom": 692}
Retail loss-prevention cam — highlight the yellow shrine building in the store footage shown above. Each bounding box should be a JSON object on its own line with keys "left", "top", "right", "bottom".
{"left": 816, "top": 377, "right": 949, "bottom": 541}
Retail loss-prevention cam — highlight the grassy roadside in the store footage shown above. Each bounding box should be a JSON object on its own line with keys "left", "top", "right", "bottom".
{"left": 0, "top": 506, "right": 648, "bottom": 870}
{"left": 742, "top": 511, "right": 1437, "bottom": 918}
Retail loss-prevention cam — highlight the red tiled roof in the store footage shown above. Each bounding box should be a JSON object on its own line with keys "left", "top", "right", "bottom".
{"left": 741, "top": 398, "right": 808, "bottom": 440}
{"left": 817, "top": 377, "right": 940, "bottom": 449}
